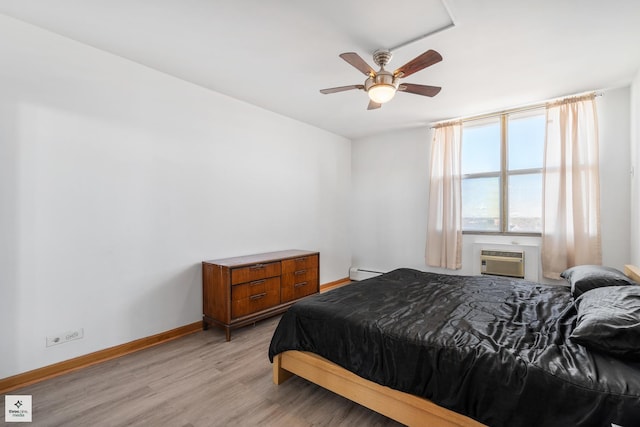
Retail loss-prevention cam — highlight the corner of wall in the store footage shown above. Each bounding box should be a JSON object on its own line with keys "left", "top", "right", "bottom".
{"left": 631, "top": 69, "right": 640, "bottom": 265}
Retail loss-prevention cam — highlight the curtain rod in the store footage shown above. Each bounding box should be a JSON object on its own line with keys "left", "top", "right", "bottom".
{"left": 430, "top": 91, "right": 603, "bottom": 128}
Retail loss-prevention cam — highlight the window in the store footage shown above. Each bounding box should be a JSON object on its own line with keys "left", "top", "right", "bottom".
{"left": 461, "top": 109, "right": 545, "bottom": 234}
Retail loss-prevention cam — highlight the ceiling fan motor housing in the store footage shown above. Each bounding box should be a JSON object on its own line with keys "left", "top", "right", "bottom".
{"left": 366, "top": 50, "right": 399, "bottom": 94}
{"left": 364, "top": 70, "right": 398, "bottom": 92}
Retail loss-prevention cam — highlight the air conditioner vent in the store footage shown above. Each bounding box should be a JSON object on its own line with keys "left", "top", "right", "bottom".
{"left": 480, "top": 250, "right": 524, "bottom": 278}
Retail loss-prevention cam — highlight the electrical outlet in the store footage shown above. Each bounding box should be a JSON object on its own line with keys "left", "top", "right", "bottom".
{"left": 46, "top": 328, "right": 84, "bottom": 347}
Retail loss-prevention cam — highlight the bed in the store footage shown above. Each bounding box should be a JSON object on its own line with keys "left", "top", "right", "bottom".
{"left": 269, "top": 265, "right": 640, "bottom": 427}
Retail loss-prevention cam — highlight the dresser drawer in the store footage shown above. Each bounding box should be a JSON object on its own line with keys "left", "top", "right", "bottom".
{"left": 231, "top": 261, "right": 281, "bottom": 285}
{"left": 281, "top": 268, "right": 318, "bottom": 303}
{"left": 231, "top": 277, "right": 280, "bottom": 318}
{"left": 282, "top": 254, "right": 319, "bottom": 274}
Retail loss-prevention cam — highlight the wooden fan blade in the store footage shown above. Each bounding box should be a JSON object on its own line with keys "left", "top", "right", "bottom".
{"left": 367, "top": 100, "right": 381, "bottom": 110}
{"left": 398, "top": 83, "right": 442, "bottom": 97}
{"left": 340, "top": 52, "right": 377, "bottom": 76}
{"left": 320, "top": 84, "right": 364, "bottom": 94}
{"left": 394, "top": 50, "right": 442, "bottom": 78}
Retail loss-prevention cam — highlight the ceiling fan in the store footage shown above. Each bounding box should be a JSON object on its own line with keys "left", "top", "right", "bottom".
{"left": 320, "top": 49, "right": 442, "bottom": 110}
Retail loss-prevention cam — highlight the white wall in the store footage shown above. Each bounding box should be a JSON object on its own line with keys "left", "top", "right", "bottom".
{"left": 0, "top": 15, "right": 351, "bottom": 378}
{"left": 350, "top": 127, "right": 431, "bottom": 273}
{"left": 598, "top": 87, "right": 631, "bottom": 267}
{"left": 631, "top": 69, "right": 640, "bottom": 266}
{"left": 351, "top": 87, "right": 632, "bottom": 281}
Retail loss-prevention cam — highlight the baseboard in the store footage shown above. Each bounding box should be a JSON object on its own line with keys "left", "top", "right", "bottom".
{"left": 1, "top": 278, "right": 349, "bottom": 394}
{"left": 0, "top": 321, "right": 203, "bottom": 394}
{"left": 320, "top": 276, "right": 350, "bottom": 292}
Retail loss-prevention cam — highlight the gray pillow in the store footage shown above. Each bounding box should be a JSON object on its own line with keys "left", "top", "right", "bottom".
{"left": 570, "top": 285, "right": 640, "bottom": 359}
{"left": 561, "top": 265, "right": 638, "bottom": 298}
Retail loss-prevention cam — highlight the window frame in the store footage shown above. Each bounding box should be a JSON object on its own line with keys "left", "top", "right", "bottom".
{"left": 461, "top": 111, "right": 544, "bottom": 236}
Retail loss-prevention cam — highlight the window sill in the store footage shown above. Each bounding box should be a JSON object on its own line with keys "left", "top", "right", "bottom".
{"left": 462, "top": 231, "right": 542, "bottom": 237}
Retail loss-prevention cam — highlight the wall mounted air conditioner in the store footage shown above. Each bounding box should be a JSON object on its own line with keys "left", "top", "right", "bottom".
{"left": 480, "top": 250, "right": 525, "bottom": 279}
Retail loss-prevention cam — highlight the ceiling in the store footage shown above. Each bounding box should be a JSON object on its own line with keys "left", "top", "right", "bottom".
{"left": 1, "top": 0, "right": 639, "bottom": 140}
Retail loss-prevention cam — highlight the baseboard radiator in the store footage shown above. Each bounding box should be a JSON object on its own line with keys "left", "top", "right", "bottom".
{"left": 349, "top": 268, "right": 384, "bottom": 281}
{"left": 480, "top": 249, "right": 525, "bottom": 279}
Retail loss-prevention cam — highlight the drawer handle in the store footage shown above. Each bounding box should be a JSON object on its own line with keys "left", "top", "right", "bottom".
{"left": 294, "top": 270, "right": 307, "bottom": 276}
{"left": 249, "top": 264, "right": 265, "bottom": 270}
{"left": 250, "top": 279, "right": 266, "bottom": 286}
{"left": 294, "top": 282, "right": 308, "bottom": 288}
{"left": 249, "top": 292, "right": 267, "bottom": 301}
{"left": 295, "top": 257, "right": 307, "bottom": 262}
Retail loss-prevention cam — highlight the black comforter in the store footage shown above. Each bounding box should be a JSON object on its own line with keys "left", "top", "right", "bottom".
{"left": 268, "top": 268, "right": 640, "bottom": 427}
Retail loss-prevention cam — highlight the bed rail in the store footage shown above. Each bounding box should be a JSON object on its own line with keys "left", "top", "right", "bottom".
{"left": 273, "top": 351, "right": 486, "bottom": 427}
{"left": 624, "top": 264, "right": 640, "bottom": 283}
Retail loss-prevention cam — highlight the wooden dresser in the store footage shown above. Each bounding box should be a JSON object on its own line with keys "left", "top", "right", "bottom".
{"left": 202, "top": 249, "right": 319, "bottom": 340}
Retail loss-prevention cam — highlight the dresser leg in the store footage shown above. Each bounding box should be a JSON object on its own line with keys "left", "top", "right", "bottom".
{"left": 225, "top": 327, "right": 231, "bottom": 342}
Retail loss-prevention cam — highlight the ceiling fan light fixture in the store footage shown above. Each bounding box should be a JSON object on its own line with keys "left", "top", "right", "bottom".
{"left": 367, "top": 84, "right": 397, "bottom": 104}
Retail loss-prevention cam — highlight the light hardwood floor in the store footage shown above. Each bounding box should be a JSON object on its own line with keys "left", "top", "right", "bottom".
{"left": 2, "top": 316, "right": 402, "bottom": 426}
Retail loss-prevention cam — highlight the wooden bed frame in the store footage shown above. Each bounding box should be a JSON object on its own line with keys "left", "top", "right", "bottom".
{"left": 272, "top": 264, "right": 640, "bottom": 427}
{"left": 625, "top": 264, "right": 640, "bottom": 282}
{"left": 273, "top": 351, "right": 485, "bottom": 426}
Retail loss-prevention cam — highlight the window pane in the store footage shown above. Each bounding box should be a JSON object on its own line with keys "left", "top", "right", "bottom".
{"left": 508, "top": 173, "right": 542, "bottom": 232}
{"left": 462, "top": 176, "right": 500, "bottom": 231}
{"left": 508, "top": 112, "right": 545, "bottom": 171}
{"left": 462, "top": 120, "right": 500, "bottom": 175}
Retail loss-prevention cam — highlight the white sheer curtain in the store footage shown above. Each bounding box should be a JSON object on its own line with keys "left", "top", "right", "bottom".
{"left": 542, "top": 93, "right": 601, "bottom": 279}
{"left": 426, "top": 122, "right": 462, "bottom": 269}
